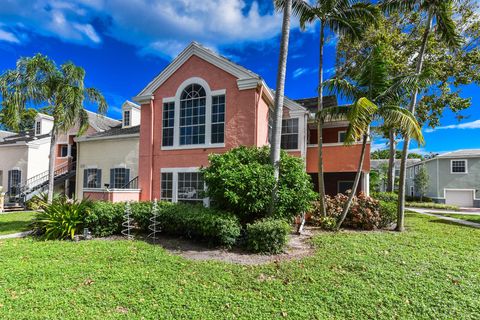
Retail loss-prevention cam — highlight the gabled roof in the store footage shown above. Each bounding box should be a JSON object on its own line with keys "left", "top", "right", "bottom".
{"left": 436, "top": 149, "right": 480, "bottom": 158}
{"left": 122, "top": 100, "right": 140, "bottom": 110}
{"left": 134, "top": 42, "right": 261, "bottom": 101}
{"left": 0, "top": 130, "right": 14, "bottom": 141}
{"left": 0, "top": 129, "right": 50, "bottom": 146}
{"left": 86, "top": 110, "right": 121, "bottom": 132}
{"left": 295, "top": 96, "right": 338, "bottom": 111}
{"left": 76, "top": 124, "right": 140, "bottom": 142}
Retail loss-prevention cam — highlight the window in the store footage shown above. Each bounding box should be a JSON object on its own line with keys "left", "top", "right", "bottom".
{"left": 8, "top": 169, "right": 21, "bottom": 196}
{"left": 211, "top": 95, "right": 225, "bottom": 144}
{"left": 414, "top": 166, "right": 419, "bottom": 174}
{"left": 410, "top": 186, "right": 414, "bottom": 197}
{"left": 161, "top": 172, "right": 173, "bottom": 201}
{"left": 35, "top": 121, "right": 41, "bottom": 135}
{"left": 409, "top": 168, "right": 413, "bottom": 178}
{"left": 180, "top": 84, "right": 206, "bottom": 145}
{"left": 162, "top": 102, "right": 175, "bottom": 147}
{"left": 451, "top": 160, "right": 467, "bottom": 173}
{"left": 338, "top": 131, "right": 347, "bottom": 143}
{"left": 83, "top": 169, "right": 101, "bottom": 188}
{"left": 178, "top": 172, "right": 204, "bottom": 203}
{"left": 281, "top": 118, "right": 299, "bottom": 150}
{"left": 110, "top": 168, "right": 130, "bottom": 189}
{"left": 123, "top": 110, "right": 131, "bottom": 127}
{"left": 59, "top": 145, "right": 68, "bottom": 158}
{"left": 338, "top": 181, "right": 354, "bottom": 194}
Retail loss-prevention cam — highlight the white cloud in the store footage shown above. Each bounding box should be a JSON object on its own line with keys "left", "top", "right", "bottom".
{"left": 0, "top": 28, "right": 20, "bottom": 43}
{"left": 293, "top": 67, "right": 309, "bottom": 78}
{"left": 425, "top": 119, "right": 480, "bottom": 133}
{"left": 0, "top": 0, "right": 289, "bottom": 57}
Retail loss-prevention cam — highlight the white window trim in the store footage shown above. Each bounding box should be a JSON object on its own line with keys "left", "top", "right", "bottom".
{"left": 414, "top": 166, "right": 419, "bottom": 174}
{"left": 123, "top": 110, "right": 131, "bottom": 127}
{"left": 160, "top": 167, "right": 208, "bottom": 206}
{"left": 450, "top": 159, "right": 468, "bottom": 174}
{"left": 59, "top": 144, "right": 69, "bottom": 158}
{"left": 160, "top": 77, "right": 226, "bottom": 151}
{"left": 35, "top": 121, "right": 41, "bottom": 135}
{"left": 280, "top": 117, "right": 301, "bottom": 152}
{"left": 338, "top": 130, "right": 347, "bottom": 143}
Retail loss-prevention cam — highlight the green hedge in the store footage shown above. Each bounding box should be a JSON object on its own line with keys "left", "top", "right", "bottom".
{"left": 371, "top": 192, "right": 398, "bottom": 203}
{"left": 245, "top": 218, "right": 291, "bottom": 254}
{"left": 378, "top": 201, "right": 397, "bottom": 228}
{"left": 406, "top": 202, "right": 459, "bottom": 211}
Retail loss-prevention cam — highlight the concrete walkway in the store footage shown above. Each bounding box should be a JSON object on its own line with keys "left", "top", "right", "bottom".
{"left": 408, "top": 208, "right": 480, "bottom": 229}
{"left": 0, "top": 230, "right": 32, "bottom": 240}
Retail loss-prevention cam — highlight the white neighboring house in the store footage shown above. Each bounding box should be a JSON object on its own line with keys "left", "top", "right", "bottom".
{"left": 406, "top": 150, "right": 480, "bottom": 208}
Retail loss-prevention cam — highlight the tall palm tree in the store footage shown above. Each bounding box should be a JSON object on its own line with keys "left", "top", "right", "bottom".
{"left": 270, "top": 0, "right": 293, "bottom": 213}
{"left": 0, "top": 54, "right": 107, "bottom": 203}
{"left": 323, "top": 44, "right": 424, "bottom": 229}
{"left": 277, "top": 0, "right": 378, "bottom": 216}
{"left": 381, "top": 0, "right": 462, "bottom": 231}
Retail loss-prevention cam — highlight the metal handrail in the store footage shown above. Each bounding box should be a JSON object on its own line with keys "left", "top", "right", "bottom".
{"left": 120, "top": 176, "right": 138, "bottom": 190}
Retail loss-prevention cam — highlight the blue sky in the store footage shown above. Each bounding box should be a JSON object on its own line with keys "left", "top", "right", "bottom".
{"left": 0, "top": 0, "right": 478, "bottom": 154}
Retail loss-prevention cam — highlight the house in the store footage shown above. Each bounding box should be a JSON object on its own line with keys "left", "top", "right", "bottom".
{"left": 371, "top": 158, "right": 421, "bottom": 192}
{"left": 75, "top": 101, "right": 140, "bottom": 202}
{"left": 128, "top": 42, "right": 370, "bottom": 204}
{"left": 0, "top": 111, "right": 119, "bottom": 206}
{"left": 406, "top": 150, "right": 480, "bottom": 207}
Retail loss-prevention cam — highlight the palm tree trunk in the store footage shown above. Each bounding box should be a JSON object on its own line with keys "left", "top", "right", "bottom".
{"left": 386, "top": 129, "right": 396, "bottom": 192}
{"left": 317, "top": 21, "right": 327, "bottom": 217}
{"left": 396, "top": 13, "right": 433, "bottom": 232}
{"left": 269, "top": 0, "right": 292, "bottom": 214}
{"left": 47, "top": 131, "right": 57, "bottom": 204}
{"left": 336, "top": 133, "right": 368, "bottom": 230}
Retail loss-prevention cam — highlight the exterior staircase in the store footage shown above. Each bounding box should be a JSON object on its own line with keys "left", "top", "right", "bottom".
{"left": 4, "top": 161, "right": 76, "bottom": 210}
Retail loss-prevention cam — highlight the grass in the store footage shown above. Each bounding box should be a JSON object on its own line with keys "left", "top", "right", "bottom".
{"left": 0, "top": 211, "right": 36, "bottom": 235}
{"left": 433, "top": 213, "right": 480, "bottom": 224}
{"left": 406, "top": 201, "right": 459, "bottom": 211}
{"left": 0, "top": 213, "right": 479, "bottom": 319}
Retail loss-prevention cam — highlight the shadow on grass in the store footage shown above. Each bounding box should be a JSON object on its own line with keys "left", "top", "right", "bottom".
{"left": 0, "top": 220, "right": 33, "bottom": 235}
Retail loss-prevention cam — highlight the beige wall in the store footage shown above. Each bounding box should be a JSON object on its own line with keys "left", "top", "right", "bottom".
{"left": 76, "top": 136, "right": 139, "bottom": 199}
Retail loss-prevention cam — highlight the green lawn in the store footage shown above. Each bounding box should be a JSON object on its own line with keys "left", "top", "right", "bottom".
{"left": 434, "top": 213, "right": 480, "bottom": 224}
{"left": 0, "top": 213, "right": 479, "bottom": 319}
{"left": 0, "top": 211, "right": 36, "bottom": 235}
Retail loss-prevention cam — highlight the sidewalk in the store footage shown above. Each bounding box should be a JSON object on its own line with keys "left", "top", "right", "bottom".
{"left": 0, "top": 231, "right": 32, "bottom": 240}
{"left": 408, "top": 208, "right": 480, "bottom": 229}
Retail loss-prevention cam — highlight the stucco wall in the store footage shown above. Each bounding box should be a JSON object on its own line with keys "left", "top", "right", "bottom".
{"left": 0, "top": 145, "right": 33, "bottom": 189}
{"left": 76, "top": 136, "right": 139, "bottom": 200}
{"left": 306, "top": 143, "right": 371, "bottom": 173}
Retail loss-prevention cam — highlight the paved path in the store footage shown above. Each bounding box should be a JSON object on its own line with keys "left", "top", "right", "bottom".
{"left": 0, "top": 231, "right": 32, "bottom": 240}
{"left": 408, "top": 208, "right": 480, "bottom": 229}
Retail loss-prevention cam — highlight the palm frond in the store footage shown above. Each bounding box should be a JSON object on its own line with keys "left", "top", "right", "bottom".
{"left": 379, "top": 106, "right": 424, "bottom": 145}
{"left": 323, "top": 78, "right": 362, "bottom": 101}
{"left": 435, "top": 0, "right": 462, "bottom": 49}
{"left": 380, "top": 0, "right": 417, "bottom": 14}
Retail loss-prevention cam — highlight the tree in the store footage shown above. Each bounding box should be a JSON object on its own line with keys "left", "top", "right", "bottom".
{"left": 271, "top": 0, "right": 293, "bottom": 214}
{"left": 371, "top": 149, "right": 423, "bottom": 159}
{"left": 0, "top": 54, "right": 107, "bottom": 203}
{"left": 381, "top": 0, "right": 462, "bottom": 231}
{"left": 0, "top": 108, "right": 37, "bottom": 132}
{"left": 322, "top": 43, "right": 424, "bottom": 230}
{"left": 414, "top": 165, "right": 429, "bottom": 201}
{"left": 277, "top": 0, "right": 378, "bottom": 217}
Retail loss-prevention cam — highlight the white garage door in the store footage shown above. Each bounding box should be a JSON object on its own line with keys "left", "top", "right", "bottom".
{"left": 445, "top": 190, "right": 474, "bottom": 207}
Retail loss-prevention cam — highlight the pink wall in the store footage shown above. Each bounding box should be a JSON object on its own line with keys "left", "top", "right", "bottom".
{"left": 306, "top": 144, "right": 371, "bottom": 173}
{"left": 84, "top": 191, "right": 140, "bottom": 203}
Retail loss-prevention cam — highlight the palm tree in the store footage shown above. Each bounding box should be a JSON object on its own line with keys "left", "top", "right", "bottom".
{"left": 270, "top": 0, "right": 293, "bottom": 214}
{"left": 323, "top": 44, "right": 424, "bottom": 229}
{"left": 276, "top": 0, "right": 378, "bottom": 216}
{"left": 381, "top": 0, "right": 462, "bottom": 231}
{"left": 0, "top": 54, "right": 107, "bottom": 203}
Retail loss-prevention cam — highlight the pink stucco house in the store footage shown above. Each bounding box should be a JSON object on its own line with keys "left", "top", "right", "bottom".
{"left": 130, "top": 42, "right": 370, "bottom": 204}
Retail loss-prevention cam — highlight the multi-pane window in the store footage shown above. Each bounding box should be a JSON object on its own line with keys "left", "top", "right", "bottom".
{"left": 211, "top": 95, "right": 225, "bottom": 143}
{"left": 59, "top": 145, "right": 68, "bottom": 157}
{"left": 124, "top": 111, "right": 131, "bottom": 127}
{"left": 161, "top": 172, "right": 173, "bottom": 201}
{"left": 162, "top": 102, "right": 175, "bottom": 147}
{"left": 35, "top": 122, "right": 41, "bottom": 135}
{"left": 281, "top": 118, "right": 299, "bottom": 150}
{"left": 338, "top": 131, "right": 347, "bottom": 143}
{"left": 180, "top": 84, "right": 206, "bottom": 145}
{"left": 177, "top": 172, "right": 204, "bottom": 203}
{"left": 110, "top": 168, "right": 130, "bottom": 189}
{"left": 84, "top": 169, "right": 101, "bottom": 188}
{"left": 451, "top": 160, "right": 467, "bottom": 173}
{"left": 8, "top": 169, "right": 21, "bottom": 196}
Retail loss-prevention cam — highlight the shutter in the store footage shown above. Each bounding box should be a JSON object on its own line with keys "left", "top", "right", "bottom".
{"left": 83, "top": 169, "right": 88, "bottom": 188}
{"left": 97, "top": 169, "right": 102, "bottom": 188}
{"left": 110, "top": 169, "right": 114, "bottom": 188}
{"left": 8, "top": 170, "right": 12, "bottom": 192}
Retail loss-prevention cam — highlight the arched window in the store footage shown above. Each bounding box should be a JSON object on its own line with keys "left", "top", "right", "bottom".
{"left": 179, "top": 84, "right": 206, "bottom": 145}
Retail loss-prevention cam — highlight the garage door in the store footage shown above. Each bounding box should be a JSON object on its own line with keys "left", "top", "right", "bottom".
{"left": 445, "top": 190, "right": 474, "bottom": 207}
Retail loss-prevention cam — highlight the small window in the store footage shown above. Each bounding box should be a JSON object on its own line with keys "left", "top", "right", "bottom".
{"left": 177, "top": 172, "right": 204, "bottom": 203}
{"left": 338, "top": 131, "right": 347, "bottom": 143}
{"left": 35, "top": 122, "right": 41, "bottom": 135}
{"left": 451, "top": 160, "right": 467, "bottom": 173}
{"left": 124, "top": 110, "right": 131, "bottom": 127}
{"left": 84, "top": 169, "right": 101, "bottom": 188}
{"left": 110, "top": 168, "right": 130, "bottom": 189}
{"left": 281, "top": 118, "right": 299, "bottom": 150}
{"left": 211, "top": 95, "right": 225, "bottom": 144}
{"left": 59, "top": 145, "right": 68, "bottom": 158}
{"left": 160, "top": 172, "right": 173, "bottom": 201}
{"left": 338, "top": 181, "right": 354, "bottom": 194}
{"left": 162, "top": 102, "right": 175, "bottom": 147}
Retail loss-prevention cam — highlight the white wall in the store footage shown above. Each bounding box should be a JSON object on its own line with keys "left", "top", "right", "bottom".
{"left": 0, "top": 145, "right": 30, "bottom": 189}
{"left": 76, "top": 136, "right": 139, "bottom": 199}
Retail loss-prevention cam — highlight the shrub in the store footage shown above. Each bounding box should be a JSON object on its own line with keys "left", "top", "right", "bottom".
{"left": 158, "top": 203, "right": 241, "bottom": 247}
{"left": 378, "top": 201, "right": 397, "bottom": 228}
{"left": 245, "top": 218, "right": 291, "bottom": 254}
{"left": 85, "top": 201, "right": 124, "bottom": 237}
{"left": 371, "top": 192, "right": 398, "bottom": 203}
{"left": 406, "top": 202, "right": 459, "bottom": 211}
{"left": 32, "top": 197, "right": 92, "bottom": 240}
{"left": 201, "top": 146, "right": 316, "bottom": 223}
{"left": 405, "top": 196, "right": 433, "bottom": 203}
{"left": 314, "top": 216, "right": 337, "bottom": 231}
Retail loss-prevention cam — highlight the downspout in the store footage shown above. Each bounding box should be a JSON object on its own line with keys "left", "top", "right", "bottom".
{"left": 255, "top": 84, "right": 264, "bottom": 145}
{"left": 150, "top": 98, "right": 155, "bottom": 200}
